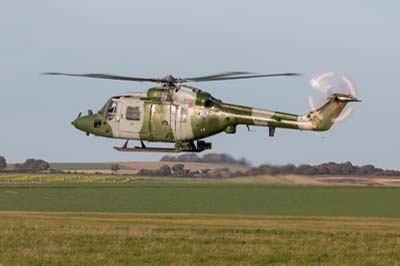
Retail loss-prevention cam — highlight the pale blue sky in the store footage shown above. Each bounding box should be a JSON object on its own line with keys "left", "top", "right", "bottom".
{"left": 1, "top": 0, "right": 399, "bottom": 168}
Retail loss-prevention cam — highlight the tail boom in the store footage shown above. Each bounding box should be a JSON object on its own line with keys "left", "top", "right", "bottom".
{"left": 223, "top": 93, "right": 359, "bottom": 134}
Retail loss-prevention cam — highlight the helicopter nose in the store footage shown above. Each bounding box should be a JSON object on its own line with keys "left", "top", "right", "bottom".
{"left": 71, "top": 112, "right": 81, "bottom": 127}
{"left": 71, "top": 114, "right": 92, "bottom": 134}
{"left": 71, "top": 116, "right": 83, "bottom": 130}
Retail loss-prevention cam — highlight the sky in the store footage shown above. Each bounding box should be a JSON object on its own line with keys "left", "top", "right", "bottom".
{"left": 0, "top": 0, "right": 399, "bottom": 168}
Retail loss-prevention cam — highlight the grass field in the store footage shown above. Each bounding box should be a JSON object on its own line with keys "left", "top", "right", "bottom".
{"left": 1, "top": 180, "right": 400, "bottom": 265}
{"left": 0, "top": 173, "right": 135, "bottom": 183}
{"left": 1, "top": 212, "right": 400, "bottom": 266}
{"left": 1, "top": 182, "right": 400, "bottom": 217}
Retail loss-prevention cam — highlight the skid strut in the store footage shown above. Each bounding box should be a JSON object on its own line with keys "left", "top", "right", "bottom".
{"left": 114, "top": 140, "right": 212, "bottom": 153}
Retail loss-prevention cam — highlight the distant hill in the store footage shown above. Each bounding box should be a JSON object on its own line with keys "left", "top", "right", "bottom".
{"left": 49, "top": 162, "right": 131, "bottom": 171}
{"left": 2, "top": 154, "right": 399, "bottom": 180}
{"left": 44, "top": 161, "right": 247, "bottom": 175}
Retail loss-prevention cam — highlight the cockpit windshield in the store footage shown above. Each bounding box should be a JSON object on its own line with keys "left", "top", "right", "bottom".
{"left": 108, "top": 100, "right": 118, "bottom": 114}
{"left": 97, "top": 101, "right": 109, "bottom": 115}
{"left": 98, "top": 98, "right": 119, "bottom": 120}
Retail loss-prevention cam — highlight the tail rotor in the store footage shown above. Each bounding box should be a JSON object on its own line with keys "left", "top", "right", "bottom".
{"left": 307, "top": 72, "right": 359, "bottom": 138}
{"left": 308, "top": 72, "right": 359, "bottom": 124}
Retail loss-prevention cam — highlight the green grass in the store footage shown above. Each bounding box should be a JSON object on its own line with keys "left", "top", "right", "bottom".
{"left": 0, "top": 182, "right": 400, "bottom": 217}
{"left": 2, "top": 180, "right": 400, "bottom": 265}
{"left": 0, "top": 173, "right": 134, "bottom": 183}
{"left": 1, "top": 212, "right": 400, "bottom": 266}
{"left": 6, "top": 162, "right": 131, "bottom": 171}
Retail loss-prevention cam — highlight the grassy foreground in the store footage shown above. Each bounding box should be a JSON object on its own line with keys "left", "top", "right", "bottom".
{"left": 0, "top": 183, "right": 400, "bottom": 217}
{"left": 2, "top": 181, "right": 400, "bottom": 265}
{"left": 1, "top": 212, "right": 400, "bottom": 266}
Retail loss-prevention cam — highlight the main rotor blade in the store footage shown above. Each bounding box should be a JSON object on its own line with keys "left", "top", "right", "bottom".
{"left": 42, "top": 72, "right": 163, "bottom": 83}
{"left": 43, "top": 71, "right": 301, "bottom": 84}
{"left": 183, "top": 71, "right": 254, "bottom": 82}
{"left": 190, "top": 73, "right": 301, "bottom": 82}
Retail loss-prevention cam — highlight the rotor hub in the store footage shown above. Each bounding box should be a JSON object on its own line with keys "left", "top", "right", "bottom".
{"left": 164, "top": 75, "right": 175, "bottom": 84}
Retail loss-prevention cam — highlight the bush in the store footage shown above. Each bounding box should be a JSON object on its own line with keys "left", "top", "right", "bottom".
{"left": 137, "top": 169, "right": 156, "bottom": 176}
{"left": 111, "top": 164, "right": 120, "bottom": 173}
{"left": 172, "top": 163, "right": 185, "bottom": 175}
{"left": 159, "top": 165, "right": 172, "bottom": 176}
{"left": 0, "top": 156, "right": 6, "bottom": 170}
{"left": 13, "top": 159, "right": 50, "bottom": 173}
{"left": 137, "top": 165, "right": 173, "bottom": 177}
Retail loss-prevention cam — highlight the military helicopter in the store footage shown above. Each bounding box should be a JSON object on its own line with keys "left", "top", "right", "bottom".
{"left": 44, "top": 71, "right": 360, "bottom": 152}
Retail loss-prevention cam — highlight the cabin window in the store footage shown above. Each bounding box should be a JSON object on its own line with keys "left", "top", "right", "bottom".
{"left": 126, "top": 106, "right": 140, "bottom": 121}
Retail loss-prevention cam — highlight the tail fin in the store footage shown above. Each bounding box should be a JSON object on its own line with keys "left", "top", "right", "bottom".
{"left": 308, "top": 93, "right": 360, "bottom": 131}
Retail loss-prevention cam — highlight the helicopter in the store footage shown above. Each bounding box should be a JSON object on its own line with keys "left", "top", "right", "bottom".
{"left": 44, "top": 71, "right": 360, "bottom": 152}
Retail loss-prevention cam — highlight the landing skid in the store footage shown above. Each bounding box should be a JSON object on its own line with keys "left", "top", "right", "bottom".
{"left": 114, "top": 140, "right": 212, "bottom": 153}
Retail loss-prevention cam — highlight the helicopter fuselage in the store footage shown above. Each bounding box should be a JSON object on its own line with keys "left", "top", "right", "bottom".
{"left": 72, "top": 85, "right": 358, "bottom": 151}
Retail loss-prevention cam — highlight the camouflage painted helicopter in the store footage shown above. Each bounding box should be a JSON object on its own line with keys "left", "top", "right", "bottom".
{"left": 44, "top": 71, "right": 360, "bottom": 152}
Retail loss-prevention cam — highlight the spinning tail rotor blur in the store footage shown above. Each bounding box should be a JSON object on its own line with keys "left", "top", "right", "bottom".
{"left": 308, "top": 72, "right": 359, "bottom": 139}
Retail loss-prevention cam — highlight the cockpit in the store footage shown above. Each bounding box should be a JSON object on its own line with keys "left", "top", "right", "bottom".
{"left": 98, "top": 97, "right": 120, "bottom": 120}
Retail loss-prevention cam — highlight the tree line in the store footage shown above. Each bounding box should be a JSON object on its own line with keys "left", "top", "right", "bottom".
{"left": 1, "top": 154, "right": 399, "bottom": 177}
{"left": 0, "top": 156, "right": 6, "bottom": 170}
{"left": 160, "top": 153, "right": 250, "bottom": 166}
{"left": 0, "top": 156, "right": 50, "bottom": 173}
{"left": 138, "top": 161, "right": 400, "bottom": 178}
{"left": 241, "top": 162, "right": 400, "bottom": 177}
{"left": 137, "top": 163, "right": 193, "bottom": 177}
